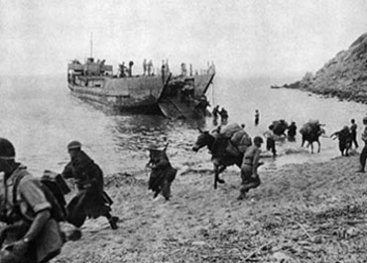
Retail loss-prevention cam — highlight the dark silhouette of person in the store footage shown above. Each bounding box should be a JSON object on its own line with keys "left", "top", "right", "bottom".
{"left": 264, "top": 125, "right": 276, "bottom": 157}
{"left": 62, "top": 141, "right": 118, "bottom": 230}
{"left": 146, "top": 144, "right": 177, "bottom": 201}
{"left": 331, "top": 126, "right": 352, "bottom": 156}
{"left": 350, "top": 119, "right": 358, "bottom": 148}
{"left": 287, "top": 121, "right": 297, "bottom": 141}
{"left": 238, "top": 136, "right": 263, "bottom": 200}
{"left": 128, "top": 61, "right": 134, "bottom": 77}
{"left": 254, "top": 110, "right": 260, "bottom": 126}
{"left": 219, "top": 107, "right": 229, "bottom": 124}
{"left": 358, "top": 117, "right": 367, "bottom": 172}
{"left": 212, "top": 105, "right": 220, "bottom": 119}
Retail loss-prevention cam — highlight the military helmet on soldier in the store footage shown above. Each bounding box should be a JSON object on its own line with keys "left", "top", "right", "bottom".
{"left": 146, "top": 144, "right": 161, "bottom": 152}
{"left": 253, "top": 136, "right": 264, "bottom": 145}
{"left": 67, "top": 140, "right": 82, "bottom": 151}
{"left": 0, "top": 138, "right": 15, "bottom": 160}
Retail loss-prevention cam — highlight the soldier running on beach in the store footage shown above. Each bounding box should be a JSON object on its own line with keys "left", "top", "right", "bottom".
{"left": 62, "top": 141, "right": 119, "bottom": 230}
{"left": 0, "top": 138, "right": 64, "bottom": 263}
{"left": 146, "top": 144, "right": 177, "bottom": 201}
{"left": 238, "top": 136, "right": 263, "bottom": 200}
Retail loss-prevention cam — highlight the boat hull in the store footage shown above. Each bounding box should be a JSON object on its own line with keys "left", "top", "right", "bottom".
{"left": 68, "top": 76, "right": 165, "bottom": 111}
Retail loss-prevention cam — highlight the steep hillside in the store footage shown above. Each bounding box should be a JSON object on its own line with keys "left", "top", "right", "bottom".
{"left": 282, "top": 33, "right": 367, "bottom": 103}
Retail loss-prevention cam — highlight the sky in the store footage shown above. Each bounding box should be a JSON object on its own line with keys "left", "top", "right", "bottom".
{"left": 0, "top": 0, "right": 367, "bottom": 79}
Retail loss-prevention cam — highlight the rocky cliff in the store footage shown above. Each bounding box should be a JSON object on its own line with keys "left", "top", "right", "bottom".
{"left": 282, "top": 33, "right": 367, "bottom": 103}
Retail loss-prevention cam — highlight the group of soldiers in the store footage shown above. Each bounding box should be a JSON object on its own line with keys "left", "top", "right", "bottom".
{"left": 330, "top": 119, "right": 359, "bottom": 156}
{"left": 1, "top": 113, "right": 367, "bottom": 262}
{"left": 0, "top": 139, "right": 120, "bottom": 262}
{"left": 206, "top": 113, "right": 367, "bottom": 201}
{"left": 0, "top": 136, "right": 177, "bottom": 263}
{"left": 212, "top": 105, "right": 229, "bottom": 124}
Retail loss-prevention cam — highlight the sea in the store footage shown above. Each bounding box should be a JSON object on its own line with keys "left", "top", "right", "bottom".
{"left": 0, "top": 75, "right": 366, "bottom": 176}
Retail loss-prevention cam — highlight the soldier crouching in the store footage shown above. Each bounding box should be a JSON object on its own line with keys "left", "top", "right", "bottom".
{"left": 0, "top": 138, "right": 63, "bottom": 263}
{"left": 238, "top": 136, "right": 264, "bottom": 200}
{"left": 62, "top": 141, "right": 118, "bottom": 230}
{"left": 146, "top": 144, "right": 177, "bottom": 201}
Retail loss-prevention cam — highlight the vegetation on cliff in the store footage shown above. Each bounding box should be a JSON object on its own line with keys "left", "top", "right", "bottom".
{"left": 283, "top": 33, "right": 367, "bottom": 103}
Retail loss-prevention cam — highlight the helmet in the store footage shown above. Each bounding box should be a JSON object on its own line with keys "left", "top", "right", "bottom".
{"left": 0, "top": 138, "right": 15, "bottom": 159}
{"left": 146, "top": 144, "right": 161, "bottom": 151}
{"left": 67, "top": 141, "right": 82, "bottom": 150}
{"left": 253, "top": 136, "right": 264, "bottom": 144}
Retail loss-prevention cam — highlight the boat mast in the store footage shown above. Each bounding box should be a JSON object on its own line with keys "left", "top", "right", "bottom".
{"left": 90, "top": 33, "right": 93, "bottom": 58}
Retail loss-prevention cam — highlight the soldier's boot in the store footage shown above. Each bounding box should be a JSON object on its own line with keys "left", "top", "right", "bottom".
{"left": 237, "top": 187, "right": 248, "bottom": 200}
{"left": 65, "top": 228, "right": 82, "bottom": 241}
{"left": 109, "top": 216, "right": 119, "bottom": 230}
{"left": 161, "top": 180, "right": 171, "bottom": 201}
{"left": 153, "top": 191, "right": 160, "bottom": 198}
{"left": 106, "top": 212, "right": 119, "bottom": 230}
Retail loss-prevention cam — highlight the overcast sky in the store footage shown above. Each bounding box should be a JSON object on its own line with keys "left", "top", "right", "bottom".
{"left": 0, "top": 0, "right": 366, "bottom": 78}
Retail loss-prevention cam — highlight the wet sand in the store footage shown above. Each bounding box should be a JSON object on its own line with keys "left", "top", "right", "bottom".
{"left": 53, "top": 149, "right": 367, "bottom": 263}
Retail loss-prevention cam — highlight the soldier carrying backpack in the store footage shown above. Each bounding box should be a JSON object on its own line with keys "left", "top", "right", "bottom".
{"left": 146, "top": 144, "right": 177, "bottom": 201}
{"left": 62, "top": 141, "right": 119, "bottom": 230}
{"left": 0, "top": 138, "right": 64, "bottom": 263}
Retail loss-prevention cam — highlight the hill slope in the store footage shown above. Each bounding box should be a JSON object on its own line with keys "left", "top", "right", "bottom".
{"left": 283, "top": 33, "right": 367, "bottom": 103}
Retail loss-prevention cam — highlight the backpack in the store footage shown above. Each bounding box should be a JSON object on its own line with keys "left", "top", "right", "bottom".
{"left": 13, "top": 170, "right": 70, "bottom": 222}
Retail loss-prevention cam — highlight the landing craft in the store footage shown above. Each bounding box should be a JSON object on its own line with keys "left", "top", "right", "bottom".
{"left": 159, "top": 62, "right": 215, "bottom": 119}
{"left": 67, "top": 58, "right": 170, "bottom": 113}
{"left": 67, "top": 57, "right": 214, "bottom": 118}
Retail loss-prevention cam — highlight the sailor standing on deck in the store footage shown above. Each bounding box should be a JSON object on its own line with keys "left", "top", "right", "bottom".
{"left": 143, "top": 59, "right": 147, "bottom": 76}
{"left": 254, "top": 110, "right": 260, "bottom": 126}
{"left": 147, "top": 60, "right": 153, "bottom": 76}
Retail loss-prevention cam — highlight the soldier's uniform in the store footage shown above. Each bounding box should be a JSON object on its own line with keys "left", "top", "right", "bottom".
{"left": 0, "top": 138, "right": 63, "bottom": 263}
{"left": 359, "top": 118, "right": 367, "bottom": 172}
{"left": 62, "top": 141, "right": 118, "bottom": 229}
{"left": 238, "top": 137, "right": 263, "bottom": 200}
{"left": 147, "top": 145, "right": 176, "bottom": 200}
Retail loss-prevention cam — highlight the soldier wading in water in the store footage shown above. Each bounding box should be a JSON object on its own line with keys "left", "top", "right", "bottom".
{"left": 62, "top": 141, "right": 119, "bottom": 230}
{"left": 0, "top": 138, "right": 63, "bottom": 263}
{"left": 238, "top": 136, "right": 263, "bottom": 200}
{"left": 146, "top": 144, "right": 177, "bottom": 201}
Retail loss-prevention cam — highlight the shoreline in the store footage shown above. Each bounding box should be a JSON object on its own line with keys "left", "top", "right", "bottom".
{"left": 54, "top": 153, "right": 367, "bottom": 262}
{"left": 278, "top": 81, "right": 367, "bottom": 104}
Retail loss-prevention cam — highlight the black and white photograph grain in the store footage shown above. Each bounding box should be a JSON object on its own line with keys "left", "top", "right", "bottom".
{"left": 0, "top": 0, "right": 367, "bottom": 262}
